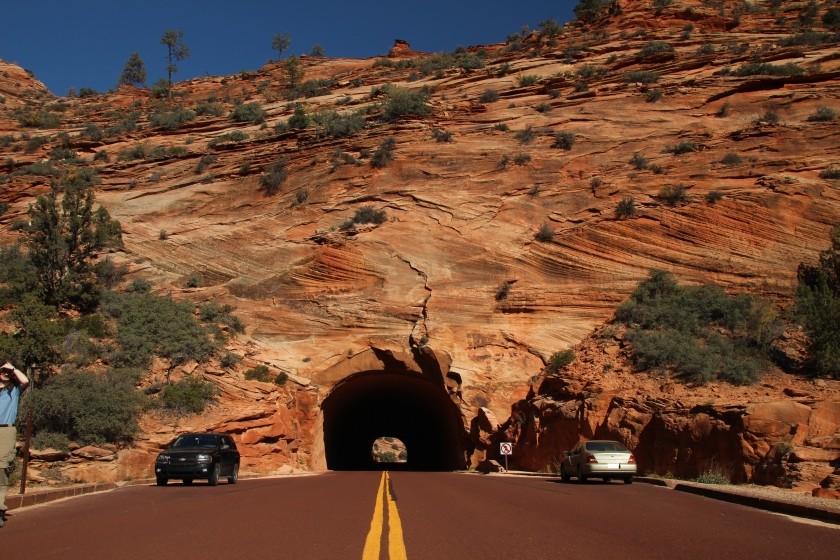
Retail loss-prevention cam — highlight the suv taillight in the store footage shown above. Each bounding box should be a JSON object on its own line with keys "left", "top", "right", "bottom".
{"left": 586, "top": 454, "right": 598, "bottom": 464}
{"left": 628, "top": 454, "right": 636, "bottom": 464}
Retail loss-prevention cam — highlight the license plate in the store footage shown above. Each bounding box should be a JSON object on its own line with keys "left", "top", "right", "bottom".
{"left": 607, "top": 464, "right": 619, "bottom": 469}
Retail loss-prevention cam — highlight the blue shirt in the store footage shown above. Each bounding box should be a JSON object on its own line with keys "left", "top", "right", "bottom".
{"left": 0, "top": 385, "right": 22, "bottom": 425}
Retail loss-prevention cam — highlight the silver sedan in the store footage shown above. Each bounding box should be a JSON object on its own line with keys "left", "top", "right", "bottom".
{"left": 559, "top": 440, "right": 637, "bottom": 484}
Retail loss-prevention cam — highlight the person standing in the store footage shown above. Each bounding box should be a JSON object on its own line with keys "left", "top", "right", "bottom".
{"left": 0, "top": 362, "right": 29, "bottom": 528}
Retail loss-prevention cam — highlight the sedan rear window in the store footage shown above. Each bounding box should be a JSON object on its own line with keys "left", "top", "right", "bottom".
{"left": 585, "top": 441, "right": 629, "bottom": 452}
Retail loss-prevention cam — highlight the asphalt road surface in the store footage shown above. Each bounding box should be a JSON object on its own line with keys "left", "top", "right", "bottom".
{"left": 3, "top": 472, "right": 838, "bottom": 559}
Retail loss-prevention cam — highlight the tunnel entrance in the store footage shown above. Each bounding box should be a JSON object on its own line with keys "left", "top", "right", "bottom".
{"left": 322, "top": 370, "right": 467, "bottom": 471}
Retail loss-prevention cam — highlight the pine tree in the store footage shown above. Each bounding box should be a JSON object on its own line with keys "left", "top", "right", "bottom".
{"left": 26, "top": 170, "right": 123, "bottom": 311}
{"left": 272, "top": 33, "right": 291, "bottom": 60}
{"left": 160, "top": 30, "right": 191, "bottom": 98}
{"left": 118, "top": 52, "right": 147, "bottom": 87}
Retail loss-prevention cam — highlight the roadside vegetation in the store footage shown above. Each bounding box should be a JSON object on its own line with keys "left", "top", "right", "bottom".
{"left": 1, "top": 175, "right": 245, "bottom": 451}
{"left": 616, "top": 269, "right": 782, "bottom": 385}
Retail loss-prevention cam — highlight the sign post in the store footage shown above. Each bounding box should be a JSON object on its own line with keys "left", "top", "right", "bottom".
{"left": 500, "top": 442, "right": 512, "bottom": 472}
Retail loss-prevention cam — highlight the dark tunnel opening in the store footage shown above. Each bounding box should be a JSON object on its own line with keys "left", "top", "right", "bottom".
{"left": 322, "top": 370, "right": 467, "bottom": 471}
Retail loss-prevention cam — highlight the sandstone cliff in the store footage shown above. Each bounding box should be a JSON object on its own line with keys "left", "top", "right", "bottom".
{"left": 1, "top": 0, "right": 838, "bottom": 496}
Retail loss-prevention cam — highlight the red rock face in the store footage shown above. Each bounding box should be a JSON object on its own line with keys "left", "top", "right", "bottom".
{"left": 1, "top": 1, "right": 839, "bottom": 494}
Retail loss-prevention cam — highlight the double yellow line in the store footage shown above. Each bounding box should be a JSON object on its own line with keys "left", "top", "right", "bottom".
{"left": 362, "top": 471, "right": 407, "bottom": 560}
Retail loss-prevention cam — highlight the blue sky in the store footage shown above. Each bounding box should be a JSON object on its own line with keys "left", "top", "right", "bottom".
{"left": 0, "top": 1, "right": 577, "bottom": 96}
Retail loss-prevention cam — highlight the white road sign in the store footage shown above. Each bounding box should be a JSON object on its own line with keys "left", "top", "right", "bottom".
{"left": 500, "top": 442, "right": 513, "bottom": 455}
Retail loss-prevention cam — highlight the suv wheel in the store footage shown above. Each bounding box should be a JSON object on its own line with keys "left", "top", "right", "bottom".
{"left": 208, "top": 463, "right": 220, "bottom": 486}
{"left": 156, "top": 477, "right": 168, "bottom": 486}
{"left": 228, "top": 463, "right": 239, "bottom": 485}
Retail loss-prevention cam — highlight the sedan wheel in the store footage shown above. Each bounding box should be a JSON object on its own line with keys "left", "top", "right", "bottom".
{"left": 577, "top": 467, "right": 588, "bottom": 483}
{"left": 208, "top": 463, "right": 220, "bottom": 486}
{"left": 228, "top": 463, "right": 239, "bottom": 485}
{"left": 624, "top": 475, "right": 634, "bottom": 485}
{"left": 560, "top": 465, "right": 571, "bottom": 483}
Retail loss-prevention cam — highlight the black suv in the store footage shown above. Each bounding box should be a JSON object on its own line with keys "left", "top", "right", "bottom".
{"left": 155, "top": 432, "right": 240, "bottom": 486}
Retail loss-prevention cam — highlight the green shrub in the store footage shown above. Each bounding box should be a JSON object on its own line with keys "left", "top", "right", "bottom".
{"left": 480, "top": 89, "right": 500, "bottom": 103}
{"left": 208, "top": 131, "right": 248, "bottom": 148}
{"left": 574, "top": 0, "right": 606, "bottom": 23}
{"left": 795, "top": 225, "right": 840, "bottom": 378}
{"left": 623, "top": 71, "right": 660, "bottom": 84}
{"left": 260, "top": 157, "right": 289, "bottom": 195}
{"left": 640, "top": 41, "right": 674, "bottom": 57}
{"left": 664, "top": 142, "right": 699, "bottom": 155}
{"left": 721, "top": 152, "right": 742, "bottom": 166}
{"left": 244, "top": 364, "right": 272, "bottom": 382}
{"left": 313, "top": 109, "right": 366, "bottom": 137}
{"left": 515, "top": 126, "right": 536, "bottom": 144}
{"left": 17, "top": 110, "right": 61, "bottom": 128}
{"left": 819, "top": 167, "right": 840, "bottom": 179}
{"left": 808, "top": 106, "right": 836, "bottom": 122}
{"left": 630, "top": 152, "right": 649, "bottom": 170}
{"left": 645, "top": 89, "right": 663, "bottom": 103}
{"left": 290, "top": 78, "right": 335, "bottom": 99}
{"left": 381, "top": 86, "right": 431, "bottom": 121}
{"left": 157, "top": 375, "right": 218, "bottom": 414}
{"left": 288, "top": 104, "right": 310, "bottom": 129}
{"left": 696, "top": 44, "right": 716, "bottom": 57}
{"left": 616, "top": 269, "right": 779, "bottom": 385}
{"left": 513, "top": 154, "right": 531, "bottom": 165}
{"left": 659, "top": 184, "right": 689, "bottom": 205}
{"left": 706, "top": 190, "right": 724, "bottom": 205}
{"left": 220, "top": 352, "right": 241, "bottom": 369}
{"left": 545, "top": 349, "right": 575, "bottom": 373}
{"left": 494, "top": 123, "right": 509, "bottom": 132}
{"left": 31, "top": 431, "right": 71, "bottom": 452}
{"left": 195, "top": 101, "right": 225, "bottom": 116}
{"left": 517, "top": 75, "right": 540, "bottom": 87}
{"left": 231, "top": 102, "right": 265, "bottom": 124}
{"left": 616, "top": 196, "right": 636, "bottom": 218}
{"left": 21, "top": 369, "right": 144, "bottom": 445}
{"left": 195, "top": 154, "right": 217, "bottom": 174}
{"left": 535, "top": 223, "right": 555, "bottom": 242}
{"left": 553, "top": 132, "right": 575, "bottom": 150}
{"left": 370, "top": 137, "right": 396, "bottom": 168}
{"left": 733, "top": 63, "right": 804, "bottom": 77}
{"left": 102, "top": 291, "right": 214, "bottom": 368}
{"left": 117, "top": 144, "right": 147, "bottom": 161}
{"left": 431, "top": 128, "right": 453, "bottom": 142}
{"left": 340, "top": 206, "right": 387, "bottom": 230}
{"left": 778, "top": 32, "right": 838, "bottom": 47}
{"left": 25, "top": 135, "right": 49, "bottom": 153}
{"left": 151, "top": 106, "right": 196, "bottom": 130}
{"left": 495, "top": 281, "right": 512, "bottom": 301}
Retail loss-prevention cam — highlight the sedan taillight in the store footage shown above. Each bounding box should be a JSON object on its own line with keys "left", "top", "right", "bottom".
{"left": 628, "top": 454, "right": 636, "bottom": 464}
{"left": 586, "top": 454, "right": 598, "bottom": 464}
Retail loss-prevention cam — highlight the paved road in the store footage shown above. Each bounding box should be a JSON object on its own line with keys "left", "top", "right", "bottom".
{"left": 3, "top": 472, "right": 838, "bottom": 559}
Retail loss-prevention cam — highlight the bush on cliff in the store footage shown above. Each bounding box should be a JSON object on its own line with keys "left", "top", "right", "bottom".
{"left": 21, "top": 368, "right": 145, "bottom": 445}
{"left": 794, "top": 225, "right": 840, "bottom": 378}
{"left": 616, "top": 269, "right": 782, "bottom": 385}
{"left": 101, "top": 290, "right": 215, "bottom": 368}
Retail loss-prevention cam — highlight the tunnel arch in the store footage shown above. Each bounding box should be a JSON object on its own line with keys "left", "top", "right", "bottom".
{"left": 322, "top": 369, "right": 467, "bottom": 471}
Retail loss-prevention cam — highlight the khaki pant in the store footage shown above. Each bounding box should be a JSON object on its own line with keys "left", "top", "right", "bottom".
{"left": 0, "top": 426, "right": 17, "bottom": 512}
